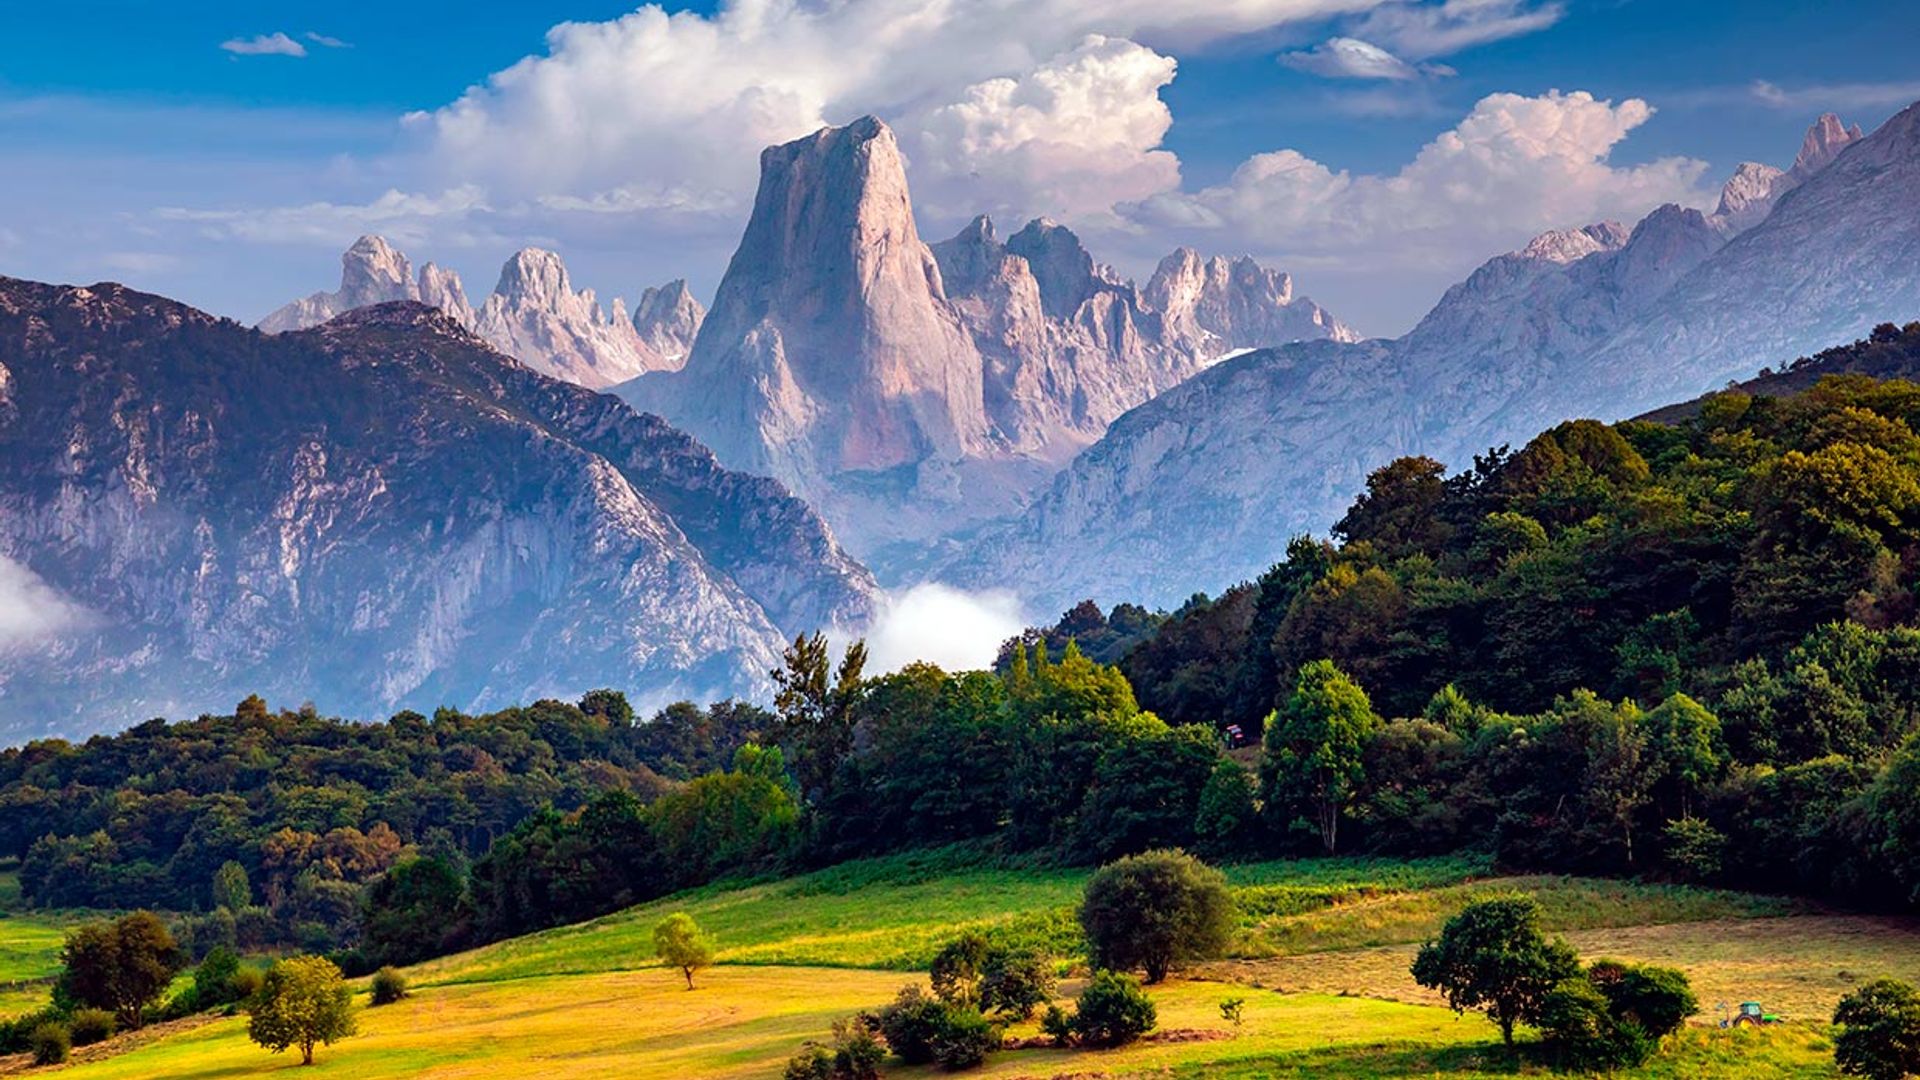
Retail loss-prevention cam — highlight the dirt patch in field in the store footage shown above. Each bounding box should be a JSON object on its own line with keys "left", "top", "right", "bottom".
{"left": 1198, "top": 914, "right": 1920, "bottom": 1023}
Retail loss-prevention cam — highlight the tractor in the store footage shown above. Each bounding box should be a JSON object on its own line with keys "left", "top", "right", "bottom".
{"left": 1721, "top": 1001, "right": 1783, "bottom": 1027}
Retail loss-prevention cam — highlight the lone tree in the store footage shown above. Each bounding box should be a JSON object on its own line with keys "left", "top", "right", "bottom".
{"left": 1411, "top": 894, "right": 1580, "bottom": 1046}
{"left": 56, "top": 911, "right": 185, "bottom": 1029}
{"left": 1262, "top": 659, "right": 1380, "bottom": 855}
{"left": 654, "top": 912, "right": 714, "bottom": 989}
{"left": 1080, "top": 849, "right": 1234, "bottom": 983}
{"left": 1833, "top": 979, "right": 1920, "bottom": 1080}
{"left": 247, "top": 955, "right": 356, "bottom": 1066}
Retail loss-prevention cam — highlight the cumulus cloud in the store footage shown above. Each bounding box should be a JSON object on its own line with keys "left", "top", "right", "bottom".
{"left": 220, "top": 32, "right": 307, "bottom": 58}
{"left": 903, "top": 35, "right": 1182, "bottom": 222}
{"left": 0, "top": 556, "right": 90, "bottom": 648}
{"left": 1281, "top": 37, "right": 1429, "bottom": 80}
{"left": 1351, "top": 0, "right": 1564, "bottom": 59}
{"left": 1126, "top": 90, "right": 1711, "bottom": 274}
{"left": 861, "top": 583, "right": 1026, "bottom": 675}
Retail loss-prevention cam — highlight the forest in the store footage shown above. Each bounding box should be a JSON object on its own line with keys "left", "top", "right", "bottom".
{"left": 6, "top": 325, "right": 1920, "bottom": 975}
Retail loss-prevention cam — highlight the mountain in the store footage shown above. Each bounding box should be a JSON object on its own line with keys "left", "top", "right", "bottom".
{"left": 263, "top": 240, "right": 685, "bottom": 389}
{"left": 472, "top": 248, "right": 677, "bottom": 388}
{"left": 948, "top": 106, "right": 1920, "bottom": 611}
{"left": 0, "top": 276, "right": 876, "bottom": 738}
{"left": 633, "top": 279, "right": 705, "bottom": 363}
{"left": 618, "top": 116, "right": 1352, "bottom": 566}
{"left": 260, "top": 236, "right": 475, "bottom": 332}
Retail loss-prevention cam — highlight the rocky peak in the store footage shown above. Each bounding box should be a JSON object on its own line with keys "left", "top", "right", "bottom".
{"left": 1145, "top": 246, "right": 1354, "bottom": 353}
{"left": 1714, "top": 162, "right": 1787, "bottom": 232}
{"left": 930, "top": 215, "right": 1007, "bottom": 298}
{"left": 632, "top": 279, "right": 705, "bottom": 364}
{"left": 416, "top": 262, "right": 475, "bottom": 327}
{"left": 338, "top": 235, "right": 415, "bottom": 305}
{"left": 1005, "top": 219, "right": 1098, "bottom": 320}
{"left": 1519, "top": 222, "right": 1630, "bottom": 264}
{"left": 474, "top": 248, "right": 669, "bottom": 389}
{"left": 1790, "top": 112, "right": 1865, "bottom": 180}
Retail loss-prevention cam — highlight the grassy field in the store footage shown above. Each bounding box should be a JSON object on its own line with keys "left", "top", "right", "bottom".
{"left": 17, "top": 846, "right": 1893, "bottom": 1079}
{"left": 0, "top": 867, "right": 82, "bottom": 1019}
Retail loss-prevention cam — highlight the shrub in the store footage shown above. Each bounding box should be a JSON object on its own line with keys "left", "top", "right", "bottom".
{"left": 928, "top": 1007, "right": 999, "bottom": 1070}
{"left": 1661, "top": 816, "right": 1725, "bottom": 882}
{"left": 29, "top": 1022, "right": 71, "bottom": 1066}
{"left": 875, "top": 985, "right": 946, "bottom": 1065}
{"left": 183, "top": 946, "right": 244, "bottom": 1013}
{"left": 370, "top": 966, "right": 409, "bottom": 1006}
{"left": 1069, "top": 970, "right": 1158, "bottom": 1048}
{"left": 1833, "top": 979, "right": 1920, "bottom": 1080}
{"left": 1589, "top": 960, "right": 1696, "bottom": 1039}
{"left": 1080, "top": 849, "right": 1234, "bottom": 982}
{"left": 1040, "top": 1004, "right": 1074, "bottom": 1046}
{"left": 930, "top": 933, "right": 991, "bottom": 1008}
{"left": 828, "top": 1015, "right": 885, "bottom": 1080}
{"left": 1537, "top": 976, "right": 1653, "bottom": 1071}
{"left": 67, "top": 1007, "right": 117, "bottom": 1046}
{"left": 229, "top": 965, "right": 266, "bottom": 1004}
{"left": 0, "top": 1007, "right": 63, "bottom": 1056}
{"left": 784, "top": 1045, "right": 835, "bottom": 1080}
{"left": 1410, "top": 894, "right": 1580, "bottom": 1046}
{"left": 981, "top": 948, "right": 1054, "bottom": 1020}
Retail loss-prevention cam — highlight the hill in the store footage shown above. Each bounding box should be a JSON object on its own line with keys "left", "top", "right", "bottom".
{"left": 0, "top": 279, "right": 875, "bottom": 736}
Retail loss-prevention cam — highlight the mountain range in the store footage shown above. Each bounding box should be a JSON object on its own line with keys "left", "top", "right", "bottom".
{"left": 0, "top": 279, "right": 873, "bottom": 738}
{"left": 948, "top": 105, "right": 1920, "bottom": 611}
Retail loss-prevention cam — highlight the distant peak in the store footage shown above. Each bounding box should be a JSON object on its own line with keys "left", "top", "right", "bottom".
{"left": 494, "top": 247, "right": 571, "bottom": 301}
{"left": 1791, "top": 111, "right": 1863, "bottom": 178}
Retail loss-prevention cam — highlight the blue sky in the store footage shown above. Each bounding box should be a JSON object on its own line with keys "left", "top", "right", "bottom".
{"left": 4, "top": 0, "right": 1918, "bottom": 334}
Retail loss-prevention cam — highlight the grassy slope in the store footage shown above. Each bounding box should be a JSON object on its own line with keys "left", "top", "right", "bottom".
{"left": 0, "top": 867, "right": 85, "bottom": 1018}
{"left": 42, "top": 847, "right": 1872, "bottom": 1079}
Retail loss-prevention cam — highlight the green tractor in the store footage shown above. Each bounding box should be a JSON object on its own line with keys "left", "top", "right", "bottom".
{"left": 1723, "top": 1001, "right": 1783, "bottom": 1027}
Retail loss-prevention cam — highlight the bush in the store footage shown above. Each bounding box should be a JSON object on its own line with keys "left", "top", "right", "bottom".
{"left": 0, "top": 1007, "right": 63, "bottom": 1056}
{"left": 928, "top": 1007, "right": 999, "bottom": 1070}
{"left": 1040, "top": 1003, "right": 1074, "bottom": 1046}
{"left": 1537, "top": 976, "right": 1653, "bottom": 1071}
{"left": 1069, "top": 970, "right": 1158, "bottom": 1048}
{"left": 784, "top": 1045, "right": 835, "bottom": 1080}
{"left": 29, "top": 1022, "right": 71, "bottom": 1066}
{"left": 67, "top": 1007, "right": 117, "bottom": 1046}
{"left": 1588, "top": 960, "right": 1697, "bottom": 1039}
{"left": 874, "top": 985, "right": 946, "bottom": 1065}
{"left": 1080, "top": 849, "right": 1234, "bottom": 982}
{"left": 1833, "top": 979, "right": 1920, "bottom": 1080}
{"left": 981, "top": 948, "right": 1054, "bottom": 1020}
{"left": 828, "top": 1015, "right": 885, "bottom": 1080}
{"left": 182, "top": 946, "right": 244, "bottom": 1014}
{"left": 370, "top": 966, "right": 409, "bottom": 1006}
{"left": 229, "top": 965, "right": 266, "bottom": 1004}
{"left": 930, "top": 933, "right": 991, "bottom": 1007}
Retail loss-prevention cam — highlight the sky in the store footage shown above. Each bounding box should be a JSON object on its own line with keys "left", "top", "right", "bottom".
{"left": 4, "top": 0, "right": 1919, "bottom": 337}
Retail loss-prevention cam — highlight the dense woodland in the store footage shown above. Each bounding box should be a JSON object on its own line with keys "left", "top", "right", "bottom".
{"left": 7, "top": 325, "right": 1920, "bottom": 972}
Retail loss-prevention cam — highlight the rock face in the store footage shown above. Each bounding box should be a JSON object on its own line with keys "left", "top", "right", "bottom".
{"left": 950, "top": 106, "right": 1918, "bottom": 611}
{"left": 263, "top": 240, "right": 677, "bottom": 388}
{"left": 1144, "top": 248, "right": 1355, "bottom": 354}
{"left": 619, "top": 117, "right": 1353, "bottom": 566}
{"left": 473, "top": 248, "right": 674, "bottom": 388}
{"left": 260, "top": 236, "right": 444, "bottom": 332}
{"left": 633, "top": 280, "right": 705, "bottom": 364}
{"left": 0, "top": 277, "right": 876, "bottom": 738}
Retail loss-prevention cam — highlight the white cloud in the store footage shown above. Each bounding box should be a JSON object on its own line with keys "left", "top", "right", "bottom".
{"left": 1125, "top": 90, "right": 1711, "bottom": 275}
{"left": 0, "top": 556, "right": 90, "bottom": 648}
{"left": 97, "top": 252, "right": 181, "bottom": 274}
{"left": 1747, "top": 78, "right": 1920, "bottom": 112}
{"left": 903, "top": 35, "right": 1183, "bottom": 222}
{"left": 220, "top": 32, "right": 307, "bottom": 58}
{"left": 1282, "top": 37, "right": 1425, "bottom": 80}
{"left": 305, "top": 32, "right": 351, "bottom": 49}
{"left": 1351, "top": 0, "right": 1564, "bottom": 59}
{"left": 861, "top": 583, "right": 1026, "bottom": 675}
{"left": 157, "top": 186, "right": 491, "bottom": 247}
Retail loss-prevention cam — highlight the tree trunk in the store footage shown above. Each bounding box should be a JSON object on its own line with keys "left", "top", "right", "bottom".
{"left": 1499, "top": 1015, "right": 1515, "bottom": 1046}
{"left": 302, "top": 1039, "right": 315, "bottom": 1065}
{"left": 683, "top": 966, "right": 694, "bottom": 990}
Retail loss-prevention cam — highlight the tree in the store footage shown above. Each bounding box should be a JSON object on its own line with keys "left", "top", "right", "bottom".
{"left": 1262, "top": 660, "right": 1380, "bottom": 854}
{"left": 653, "top": 913, "right": 714, "bottom": 989}
{"left": 1080, "top": 849, "right": 1234, "bottom": 983}
{"left": 1410, "top": 895, "right": 1580, "bottom": 1046}
{"left": 56, "top": 911, "right": 185, "bottom": 1029}
{"left": 213, "top": 859, "right": 252, "bottom": 912}
{"left": 772, "top": 632, "right": 867, "bottom": 799}
{"left": 247, "top": 955, "right": 356, "bottom": 1066}
{"left": 1065, "top": 970, "right": 1158, "bottom": 1048}
{"left": 1833, "top": 980, "right": 1920, "bottom": 1080}
{"left": 1191, "top": 759, "right": 1259, "bottom": 857}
